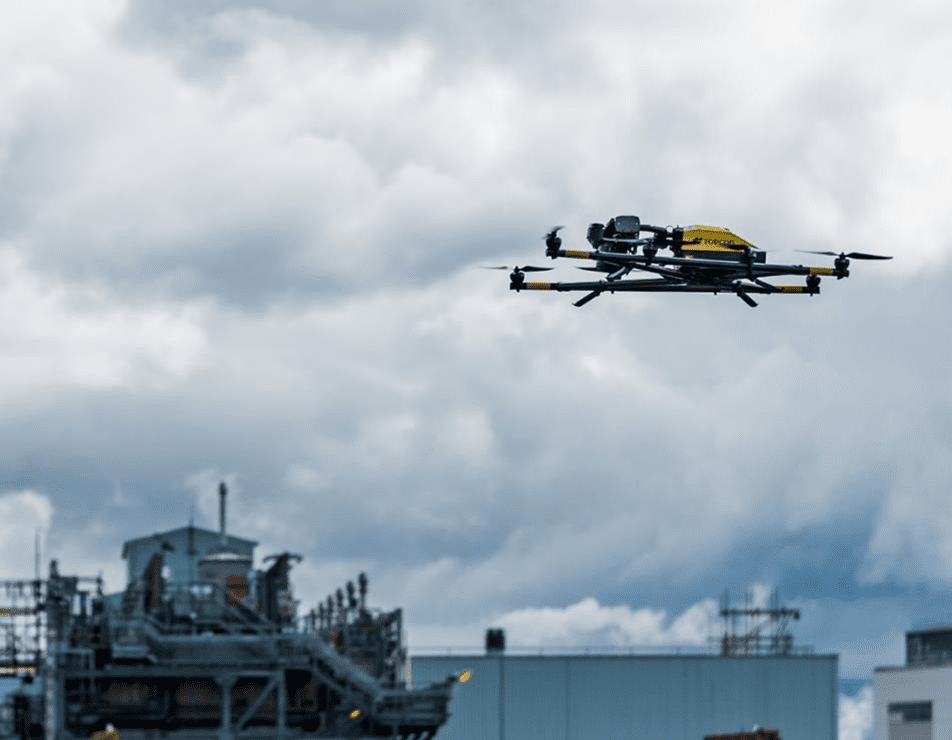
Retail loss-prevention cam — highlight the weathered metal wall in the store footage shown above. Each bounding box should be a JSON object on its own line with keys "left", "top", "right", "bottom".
{"left": 122, "top": 529, "right": 256, "bottom": 586}
{"left": 411, "top": 654, "right": 837, "bottom": 740}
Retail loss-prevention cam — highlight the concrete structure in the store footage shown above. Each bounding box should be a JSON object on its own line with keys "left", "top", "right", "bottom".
{"left": 874, "top": 624, "right": 952, "bottom": 740}
{"left": 412, "top": 653, "right": 838, "bottom": 740}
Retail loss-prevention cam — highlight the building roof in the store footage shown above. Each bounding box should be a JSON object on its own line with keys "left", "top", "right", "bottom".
{"left": 121, "top": 526, "right": 258, "bottom": 559}
{"left": 907, "top": 623, "right": 952, "bottom": 635}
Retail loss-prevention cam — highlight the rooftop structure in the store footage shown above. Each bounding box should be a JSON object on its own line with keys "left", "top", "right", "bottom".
{"left": 716, "top": 590, "right": 803, "bottom": 656}
{"left": 904, "top": 624, "right": 952, "bottom": 668}
{"left": 875, "top": 623, "right": 952, "bottom": 740}
{"left": 120, "top": 526, "right": 256, "bottom": 587}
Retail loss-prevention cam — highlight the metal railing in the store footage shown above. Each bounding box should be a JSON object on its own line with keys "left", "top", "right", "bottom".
{"left": 409, "top": 642, "right": 815, "bottom": 656}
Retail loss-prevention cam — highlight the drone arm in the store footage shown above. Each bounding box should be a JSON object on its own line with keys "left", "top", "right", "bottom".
{"left": 552, "top": 248, "right": 822, "bottom": 277}
{"left": 514, "top": 276, "right": 821, "bottom": 297}
{"left": 777, "top": 284, "right": 820, "bottom": 295}
{"left": 623, "top": 262, "right": 688, "bottom": 282}
{"left": 749, "top": 264, "right": 835, "bottom": 279}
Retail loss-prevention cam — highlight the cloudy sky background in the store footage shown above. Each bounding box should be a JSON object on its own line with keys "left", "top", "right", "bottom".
{"left": 2, "top": 1, "right": 952, "bottom": 737}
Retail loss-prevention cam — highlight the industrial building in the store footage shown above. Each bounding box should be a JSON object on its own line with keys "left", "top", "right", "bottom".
{"left": 412, "top": 650, "right": 837, "bottom": 740}
{"left": 0, "top": 485, "right": 839, "bottom": 740}
{"left": 875, "top": 623, "right": 952, "bottom": 740}
{"left": 0, "top": 484, "right": 459, "bottom": 740}
{"left": 410, "top": 595, "right": 838, "bottom": 740}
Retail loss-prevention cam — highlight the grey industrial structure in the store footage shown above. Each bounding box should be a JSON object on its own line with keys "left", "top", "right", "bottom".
{"left": 412, "top": 652, "right": 838, "bottom": 740}
{"left": 0, "top": 485, "right": 457, "bottom": 740}
{"left": 1, "top": 486, "right": 840, "bottom": 740}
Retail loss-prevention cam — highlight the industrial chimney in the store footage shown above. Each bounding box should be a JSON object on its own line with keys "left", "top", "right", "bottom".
{"left": 485, "top": 628, "right": 505, "bottom": 654}
{"left": 219, "top": 481, "right": 227, "bottom": 547}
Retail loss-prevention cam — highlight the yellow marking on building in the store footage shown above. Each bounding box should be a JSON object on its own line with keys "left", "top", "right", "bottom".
{"left": 809, "top": 267, "right": 835, "bottom": 276}
{"left": 0, "top": 666, "right": 36, "bottom": 676}
{"left": 0, "top": 607, "right": 35, "bottom": 616}
{"left": 524, "top": 282, "right": 553, "bottom": 290}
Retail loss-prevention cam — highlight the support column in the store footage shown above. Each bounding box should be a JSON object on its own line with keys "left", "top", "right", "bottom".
{"left": 276, "top": 667, "right": 287, "bottom": 740}
{"left": 217, "top": 674, "right": 236, "bottom": 740}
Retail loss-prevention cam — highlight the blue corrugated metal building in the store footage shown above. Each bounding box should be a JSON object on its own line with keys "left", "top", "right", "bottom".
{"left": 412, "top": 654, "right": 837, "bottom": 740}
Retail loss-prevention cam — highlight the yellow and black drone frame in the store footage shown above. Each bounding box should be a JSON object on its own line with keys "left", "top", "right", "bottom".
{"left": 499, "top": 216, "right": 890, "bottom": 307}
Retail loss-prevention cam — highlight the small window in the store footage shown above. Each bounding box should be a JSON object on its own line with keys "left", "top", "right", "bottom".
{"left": 889, "top": 702, "right": 932, "bottom": 722}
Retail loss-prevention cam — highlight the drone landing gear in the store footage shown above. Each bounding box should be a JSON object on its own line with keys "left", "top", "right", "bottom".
{"left": 573, "top": 290, "right": 602, "bottom": 307}
{"left": 735, "top": 289, "right": 758, "bottom": 308}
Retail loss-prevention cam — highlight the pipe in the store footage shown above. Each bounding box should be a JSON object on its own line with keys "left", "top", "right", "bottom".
{"left": 219, "top": 482, "right": 227, "bottom": 547}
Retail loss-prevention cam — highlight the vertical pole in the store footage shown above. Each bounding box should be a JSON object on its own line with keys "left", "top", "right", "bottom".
{"left": 187, "top": 511, "right": 197, "bottom": 583}
{"left": 43, "top": 656, "right": 56, "bottom": 740}
{"left": 565, "top": 659, "right": 571, "bottom": 740}
{"left": 498, "top": 655, "right": 505, "bottom": 740}
{"left": 277, "top": 667, "right": 287, "bottom": 740}
{"left": 45, "top": 564, "right": 59, "bottom": 740}
{"left": 219, "top": 483, "right": 228, "bottom": 548}
{"left": 219, "top": 674, "right": 235, "bottom": 740}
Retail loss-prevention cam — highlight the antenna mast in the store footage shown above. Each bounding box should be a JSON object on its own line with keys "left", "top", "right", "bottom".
{"left": 717, "top": 589, "right": 801, "bottom": 656}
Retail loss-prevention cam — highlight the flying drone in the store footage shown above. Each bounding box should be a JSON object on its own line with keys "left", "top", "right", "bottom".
{"left": 491, "top": 216, "right": 891, "bottom": 307}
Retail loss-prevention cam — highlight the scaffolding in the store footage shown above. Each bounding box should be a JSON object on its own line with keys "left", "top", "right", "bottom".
{"left": 0, "top": 580, "right": 46, "bottom": 678}
{"left": 716, "top": 590, "right": 802, "bottom": 656}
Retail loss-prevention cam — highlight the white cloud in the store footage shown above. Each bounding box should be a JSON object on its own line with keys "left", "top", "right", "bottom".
{"left": 406, "top": 595, "right": 719, "bottom": 652}
{"left": 494, "top": 596, "right": 719, "bottom": 648}
{"left": 1, "top": 0, "right": 942, "bottom": 308}
{"left": 0, "top": 248, "right": 207, "bottom": 395}
{"left": 839, "top": 686, "right": 874, "bottom": 740}
{"left": 0, "top": 0, "right": 950, "bottom": 691}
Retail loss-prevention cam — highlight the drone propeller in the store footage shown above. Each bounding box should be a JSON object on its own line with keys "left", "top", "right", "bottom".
{"left": 481, "top": 265, "right": 553, "bottom": 272}
{"left": 490, "top": 264, "right": 554, "bottom": 292}
{"left": 796, "top": 250, "right": 892, "bottom": 260}
{"left": 544, "top": 226, "right": 565, "bottom": 258}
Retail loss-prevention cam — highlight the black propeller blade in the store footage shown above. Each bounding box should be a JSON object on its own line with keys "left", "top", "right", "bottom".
{"left": 797, "top": 250, "right": 892, "bottom": 260}
{"left": 481, "top": 265, "right": 553, "bottom": 272}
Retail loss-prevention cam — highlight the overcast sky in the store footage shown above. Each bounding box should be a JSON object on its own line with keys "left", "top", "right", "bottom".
{"left": 2, "top": 1, "right": 951, "bottom": 737}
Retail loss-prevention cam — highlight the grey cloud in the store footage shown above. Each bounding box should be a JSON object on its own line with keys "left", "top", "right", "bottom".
{"left": 5, "top": 0, "right": 921, "bottom": 311}
{"left": 0, "top": 0, "right": 950, "bottom": 684}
